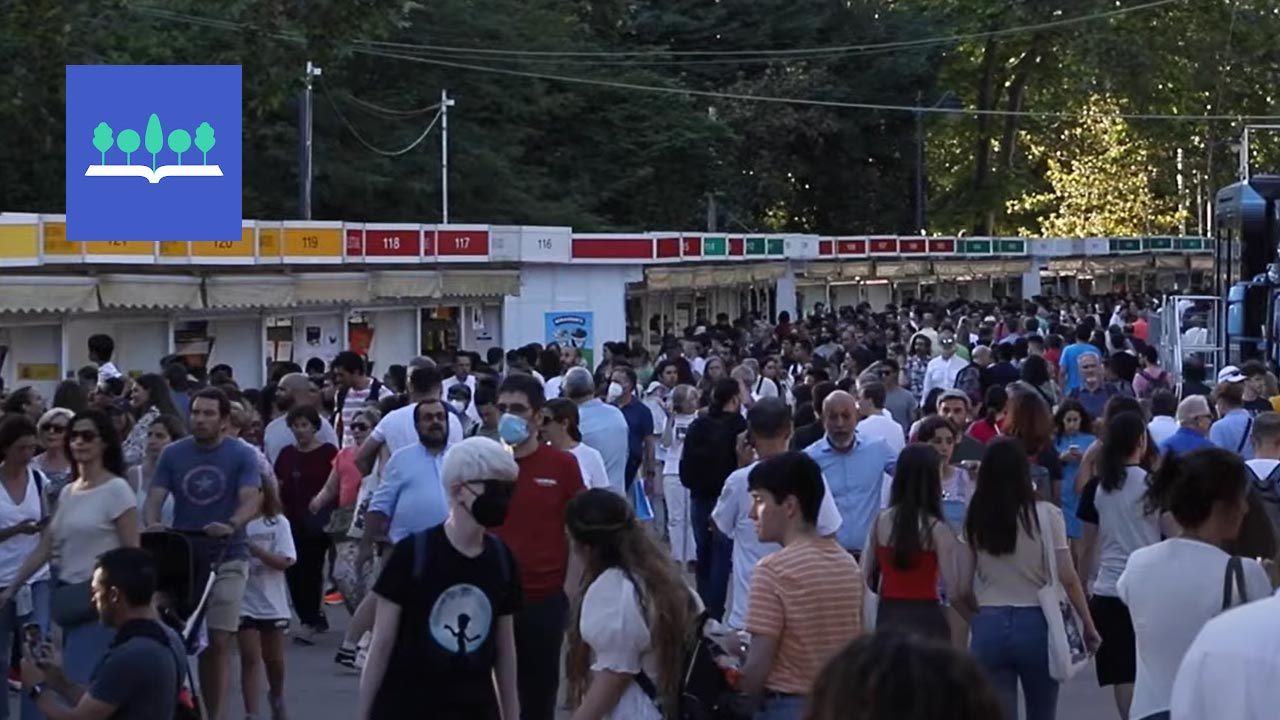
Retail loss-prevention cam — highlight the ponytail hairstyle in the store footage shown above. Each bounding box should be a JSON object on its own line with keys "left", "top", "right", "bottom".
{"left": 1097, "top": 412, "right": 1147, "bottom": 492}
{"left": 564, "top": 490, "right": 697, "bottom": 715}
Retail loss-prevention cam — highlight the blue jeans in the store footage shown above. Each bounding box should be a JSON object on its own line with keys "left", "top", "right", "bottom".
{"left": 690, "top": 495, "right": 733, "bottom": 621}
{"left": 0, "top": 580, "right": 51, "bottom": 720}
{"left": 970, "top": 606, "right": 1059, "bottom": 720}
{"left": 755, "top": 693, "right": 806, "bottom": 720}
{"left": 62, "top": 620, "right": 116, "bottom": 685}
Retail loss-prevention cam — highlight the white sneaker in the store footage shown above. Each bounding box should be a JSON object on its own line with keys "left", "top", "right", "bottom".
{"left": 354, "top": 630, "right": 372, "bottom": 670}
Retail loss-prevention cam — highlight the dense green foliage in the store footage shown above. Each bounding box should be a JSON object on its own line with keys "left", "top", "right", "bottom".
{"left": 2, "top": 0, "right": 1278, "bottom": 235}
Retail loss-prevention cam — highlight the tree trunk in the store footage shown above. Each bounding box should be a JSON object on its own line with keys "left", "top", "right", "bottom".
{"left": 971, "top": 37, "right": 1001, "bottom": 234}
{"left": 987, "top": 40, "right": 1046, "bottom": 233}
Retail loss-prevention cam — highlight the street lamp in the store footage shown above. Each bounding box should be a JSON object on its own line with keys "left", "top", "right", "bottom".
{"left": 915, "top": 90, "right": 964, "bottom": 234}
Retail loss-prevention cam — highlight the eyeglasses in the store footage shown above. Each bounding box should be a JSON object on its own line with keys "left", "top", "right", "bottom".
{"left": 42, "top": 424, "right": 67, "bottom": 434}
{"left": 69, "top": 430, "right": 100, "bottom": 443}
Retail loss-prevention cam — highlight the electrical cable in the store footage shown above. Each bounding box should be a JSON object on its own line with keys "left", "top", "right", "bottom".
{"left": 320, "top": 80, "right": 442, "bottom": 156}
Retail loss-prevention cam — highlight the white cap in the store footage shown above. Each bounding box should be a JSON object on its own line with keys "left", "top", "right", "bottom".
{"left": 1218, "top": 365, "right": 1246, "bottom": 384}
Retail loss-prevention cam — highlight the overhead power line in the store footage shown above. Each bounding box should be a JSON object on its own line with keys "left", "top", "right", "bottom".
{"left": 320, "top": 79, "right": 443, "bottom": 156}
{"left": 355, "top": 0, "right": 1184, "bottom": 59}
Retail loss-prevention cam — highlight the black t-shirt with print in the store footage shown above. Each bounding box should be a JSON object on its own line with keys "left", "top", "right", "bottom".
{"left": 371, "top": 525, "right": 523, "bottom": 720}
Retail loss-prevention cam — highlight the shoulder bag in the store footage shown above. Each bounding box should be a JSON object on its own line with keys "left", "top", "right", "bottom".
{"left": 1221, "top": 555, "right": 1248, "bottom": 612}
{"left": 1034, "top": 503, "right": 1089, "bottom": 681}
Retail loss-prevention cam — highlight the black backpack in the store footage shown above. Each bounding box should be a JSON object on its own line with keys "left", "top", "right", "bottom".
{"left": 635, "top": 608, "right": 743, "bottom": 720}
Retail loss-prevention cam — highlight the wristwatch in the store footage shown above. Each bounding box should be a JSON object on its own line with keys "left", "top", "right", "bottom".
{"left": 27, "top": 683, "right": 45, "bottom": 702}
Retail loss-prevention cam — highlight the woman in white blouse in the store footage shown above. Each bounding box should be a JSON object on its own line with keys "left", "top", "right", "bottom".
{"left": 565, "top": 489, "right": 699, "bottom": 720}
{"left": 541, "top": 399, "right": 611, "bottom": 491}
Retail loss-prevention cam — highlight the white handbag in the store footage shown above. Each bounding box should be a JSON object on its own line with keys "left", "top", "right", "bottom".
{"left": 1035, "top": 503, "right": 1090, "bottom": 681}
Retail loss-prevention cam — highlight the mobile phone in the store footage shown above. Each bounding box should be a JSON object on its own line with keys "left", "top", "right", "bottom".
{"left": 22, "top": 623, "right": 42, "bottom": 652}
{"left": 1068, "top": 445, "right": 1080, "bottom": 454}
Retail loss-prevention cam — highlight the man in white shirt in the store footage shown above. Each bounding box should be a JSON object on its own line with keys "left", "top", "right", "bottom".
{"left": 920, "top": 329, "right": 968, "bottom": 407}
{"left": 711, "top": 397, "right": 842, "bottom": 630}
{"left": 87, "top": 333, "right": 123, "bottom": 384}
{"left": 853, "top": 382, "right": 905, "bottom": 455}
{"left": 441, "top": 351, "right": 481, "bottom": 423}
{"left": 1147, "top": 389, "right": 1180, "bottom": 447}
{"left": 264, "top": 373, "right": 340, "bottom": 464}
{"left": 354, "top": 366, "right": 462, "bottom": 475}
{"left": 1170, "top": 590, "right": 1280, "bottom": 720}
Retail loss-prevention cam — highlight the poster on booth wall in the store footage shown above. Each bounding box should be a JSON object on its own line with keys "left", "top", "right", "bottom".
{"left": 294, "top": 315, "right": 342, "bottom": 371}
{"left": 546, "top": 312, "right": 594, "bottom": 368}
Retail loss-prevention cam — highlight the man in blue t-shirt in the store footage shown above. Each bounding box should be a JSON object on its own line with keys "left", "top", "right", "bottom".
{"left": 610, "top": 365, "right": 655, "bottom": 493}
{"left": 1060, "top": 324, "right": 1101, "bottom": 395}
{"left": 146, "top": 387, "right": 261, "bottom": 720}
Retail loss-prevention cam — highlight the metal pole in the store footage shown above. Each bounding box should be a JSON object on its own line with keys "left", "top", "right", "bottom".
{"left": 301, "top": 61, "right": 322, "bottom": 221}
{"left": 1240, "top": 126, "right": 1250, "bottom": 181}
{"left": 440, "top": 89, "right": 455, "bottom": 223}
{"left": 914, "top": 90, "right": 925, "bottom": 234}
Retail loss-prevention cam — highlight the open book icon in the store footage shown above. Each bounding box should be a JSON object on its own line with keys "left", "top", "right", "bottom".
{"left": 85, "top": 165, "right": 224, "bottom": 184}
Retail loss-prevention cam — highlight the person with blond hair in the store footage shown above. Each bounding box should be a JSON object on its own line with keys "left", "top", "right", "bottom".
{"left": 358, "top": 437, "right": 521, "bottom": 720}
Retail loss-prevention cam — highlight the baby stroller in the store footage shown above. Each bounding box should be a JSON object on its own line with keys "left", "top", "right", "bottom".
{"left": 142, "top": 528, "right": 231, "bottom": 720}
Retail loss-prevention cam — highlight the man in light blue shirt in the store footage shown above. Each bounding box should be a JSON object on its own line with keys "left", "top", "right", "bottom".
{"left": 565, "top": 367, "right": 629, "bottom": 495}
{"left": 803, "top": 390, "right": 898, "bottom": 555}
{"left": 365, "top": 399, "right": 450, "bottom": 545}
{"left": 1210, "top": 373, "right": 1255, "bottom": 459}
{"left": 1060, "top": 325, "right": 1101, "bottom": 395}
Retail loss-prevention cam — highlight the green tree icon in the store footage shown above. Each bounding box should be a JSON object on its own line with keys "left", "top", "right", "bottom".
{"left": 167, "top": 129, "right": 192, "bottom": 165}
{"left": 194, "top": 122, "right": 216, "bottom": 165}
{"left": 145, "top": 113, "right": 163, "bottom": 170}
{"left": 116, "top": 129, "right": 140, "bottom": 166}
{"left": 92, "top": 122, "right": 114, "bottom": 165}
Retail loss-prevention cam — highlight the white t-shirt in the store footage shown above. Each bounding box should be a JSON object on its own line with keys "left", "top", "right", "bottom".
{"left": 579, "top": 568, "right": 664, "bottom": 720}
{"left": 242, "top": 515, "right": 297, "bottom": 620}
{"left": 1246, "top": 458, "right": 1280, "bottom": 481}
{"left": 1119, "top": 538, "right": 1272, "bottom": 720}
{"left": 711, "top": 460, "right": 843, "bottom": 630}
{"left": 1091, "top": 465, "right": 1162, "bottom": 597}
{"left": 264, "top": 413, "right": 340, "bottom": 465}
{"left": 569, "top": 443, "right": 611, "bottom": 491}
{"left": 1171, "top": 591, "right": 1280, "bottom": 720}
{"left": 51, "top": 477, "right": 136, "bottom": 584}
{"left": 1148, "top": 416, "right": 1179, "bottom": 447}
{"left": 0, "top": 467, "right": 50, "bottom": 586}
{"left": 661, "top": 413, "right": 696, "bottom": 477}
{"left": 97, "top": 361, "right": 123, "bottom": 384}
{"left": 370, "top": 402, "right": 464, "bottom": 455}
{"left": 857, "top": 413, "right": 906, "bottom": 455}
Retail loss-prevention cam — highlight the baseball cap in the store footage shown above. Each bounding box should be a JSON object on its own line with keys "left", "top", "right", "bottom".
{"left": 1217, "top": 365, "right": 1246, "bottom": 384}
{"left": 1175, "top": 395, "right": 1212, "bottom": 423}
{"left": 645, "top": 381, "right": 665, "bottom": 395}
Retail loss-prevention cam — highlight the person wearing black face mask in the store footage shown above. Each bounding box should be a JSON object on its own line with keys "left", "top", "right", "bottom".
{"left": 359, "top": 437, "right": 523, "bottom": 720}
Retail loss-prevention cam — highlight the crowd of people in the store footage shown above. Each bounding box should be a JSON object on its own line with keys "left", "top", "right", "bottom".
{"left": 2, "top": 291, "right": 1280, "bottom": 720}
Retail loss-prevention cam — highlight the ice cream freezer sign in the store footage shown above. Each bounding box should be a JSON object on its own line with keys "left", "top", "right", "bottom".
{"left": 546, "top": 312, "right": 594, "bottom": 367}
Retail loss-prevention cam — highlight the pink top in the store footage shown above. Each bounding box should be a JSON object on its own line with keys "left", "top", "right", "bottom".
{"left": 331, "top": 447, "right": 362, "bottom": 508}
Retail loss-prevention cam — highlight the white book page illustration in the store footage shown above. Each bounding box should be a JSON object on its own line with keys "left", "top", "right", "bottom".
{"left": 85, "top": 165, "right": 224, "bottom": 184}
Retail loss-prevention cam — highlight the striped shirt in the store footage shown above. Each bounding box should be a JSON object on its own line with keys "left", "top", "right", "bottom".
{"left": 745, "top": 536, "right": 864, "bottom": 694}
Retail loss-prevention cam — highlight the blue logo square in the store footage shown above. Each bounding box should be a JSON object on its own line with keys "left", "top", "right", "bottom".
{"left": 65, "top": 65, "right": 242, "bottom": 242}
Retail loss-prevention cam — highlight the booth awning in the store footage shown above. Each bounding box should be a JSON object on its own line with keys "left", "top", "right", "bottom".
{"left": 1155, "top": 255, "right": 1188, "bottom": 270}
{"left": 0, "top": 277, "right": 99, "bottom": 313}
{"left": 1048, "top": 258, "right": 1085, "bottom": 273}
{"left": 932, "top": 263, "right": 971, "bottom": 279}
{"left": 1085, "top": 256, "right": 1151, "bottom": 274}
{"left": 294, "top": 274, "right": 372, "bottom": 304}
{"left": 440, "top": 270, "right": 520, "bottom": 298}
{"left": 370, "top": 271, "right": 444, "bottom": 299}
{"left": 98, "top": 275, "right": 203, "bottom": 310}
{"left": 1190, "top": 255, "right": 1213, "bottom": 271}
{"left": 875, "top": 261, "right": 929, "bottom": 279}
{"left": 645, "top": 264, "right": 786, "bottom": 291}
{"left": 205, "top": 276, "right": 296, "bottom": 309}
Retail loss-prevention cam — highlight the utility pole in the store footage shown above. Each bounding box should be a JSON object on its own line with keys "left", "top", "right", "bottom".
{"left": 440, "top": 89, "right": 456, "bottom": 224}
{"left": 300, "top": 60, "right": 323, "bottom": 220}
{"left": 914, "top": 90, "right": 925, "bottom": 234}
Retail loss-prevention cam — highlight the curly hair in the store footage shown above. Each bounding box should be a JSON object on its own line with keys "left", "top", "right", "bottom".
{"left": 564, "top": 490, "right": 698, "bottom": 715}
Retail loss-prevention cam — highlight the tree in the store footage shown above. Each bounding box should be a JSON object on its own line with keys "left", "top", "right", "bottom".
{"left": 144, "top": 113, "right": 163, "bottom": 170}
{"left": 167, "top": 128, "right": 192, "bottom": 165}
{"left": 116, "top": 129, "right": 140, "bottom": 166}
{"left": 92, "top": 122, "right": 113, "bottom": 165}
{"left": 194, "top": 122, "right": 215, "bottom": 165}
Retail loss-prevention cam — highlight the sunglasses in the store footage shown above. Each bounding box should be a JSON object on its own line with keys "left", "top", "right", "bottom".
{"left": 350, "top": 423, "right": 370, "bottom": 432}
{"left": 69, "top": 430, "right": 100, "bottom": 443}
{"left": 42, "top": 424, "right": 68, "bottom": 434}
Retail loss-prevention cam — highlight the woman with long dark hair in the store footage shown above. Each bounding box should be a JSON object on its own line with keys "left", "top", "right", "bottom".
{"left": 959, "top": 437, "right": 1099, "bottom": 720}
{"left": 51, "top": 380, "right": 88, "bottom": 416}
{"left": 1022, "top": 355, "right": 1061, "bottom": 408}
{"left": 862, "top": 444, "right": 963, "bottom": 641}
{"left": 565, "top": 489, "right": 698, "bottom": 719}
{"left": 1076, "top": 411, "right": 1163, "bottom": 720}
{"left": 968, "top": 385, "right": 1007, "bottom": 444}
{"left": 2, "top": 410, "right": 138, "bottom": 686}
{"left": 1054, "top": 400, "right": 1095, "bottom": 553}
{"left": 122, "top": 372, "right": 183, "bottom": 468}
{"left": 1118, "top": 448, "right": 1271, "bottom": 720}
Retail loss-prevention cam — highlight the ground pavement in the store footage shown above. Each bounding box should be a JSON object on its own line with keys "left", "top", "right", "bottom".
{"left": 11, "top": 605, "right": 1119, "bottom": 719}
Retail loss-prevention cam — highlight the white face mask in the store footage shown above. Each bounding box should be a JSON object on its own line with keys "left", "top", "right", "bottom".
{"left": 606, "top": 382, "right": 624, "bottom": 403}
{"left": 449, "top": 399, "right": 467, "bottom": 413}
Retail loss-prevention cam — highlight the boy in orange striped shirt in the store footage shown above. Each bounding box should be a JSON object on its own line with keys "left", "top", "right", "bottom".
{"left": 739, "top": 452, "right": 864, "bottom": 719}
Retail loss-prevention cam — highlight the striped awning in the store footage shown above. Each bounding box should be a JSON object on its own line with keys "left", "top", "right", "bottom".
{"left": 0, "top": 277, "right": 99, "bottom": 313}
